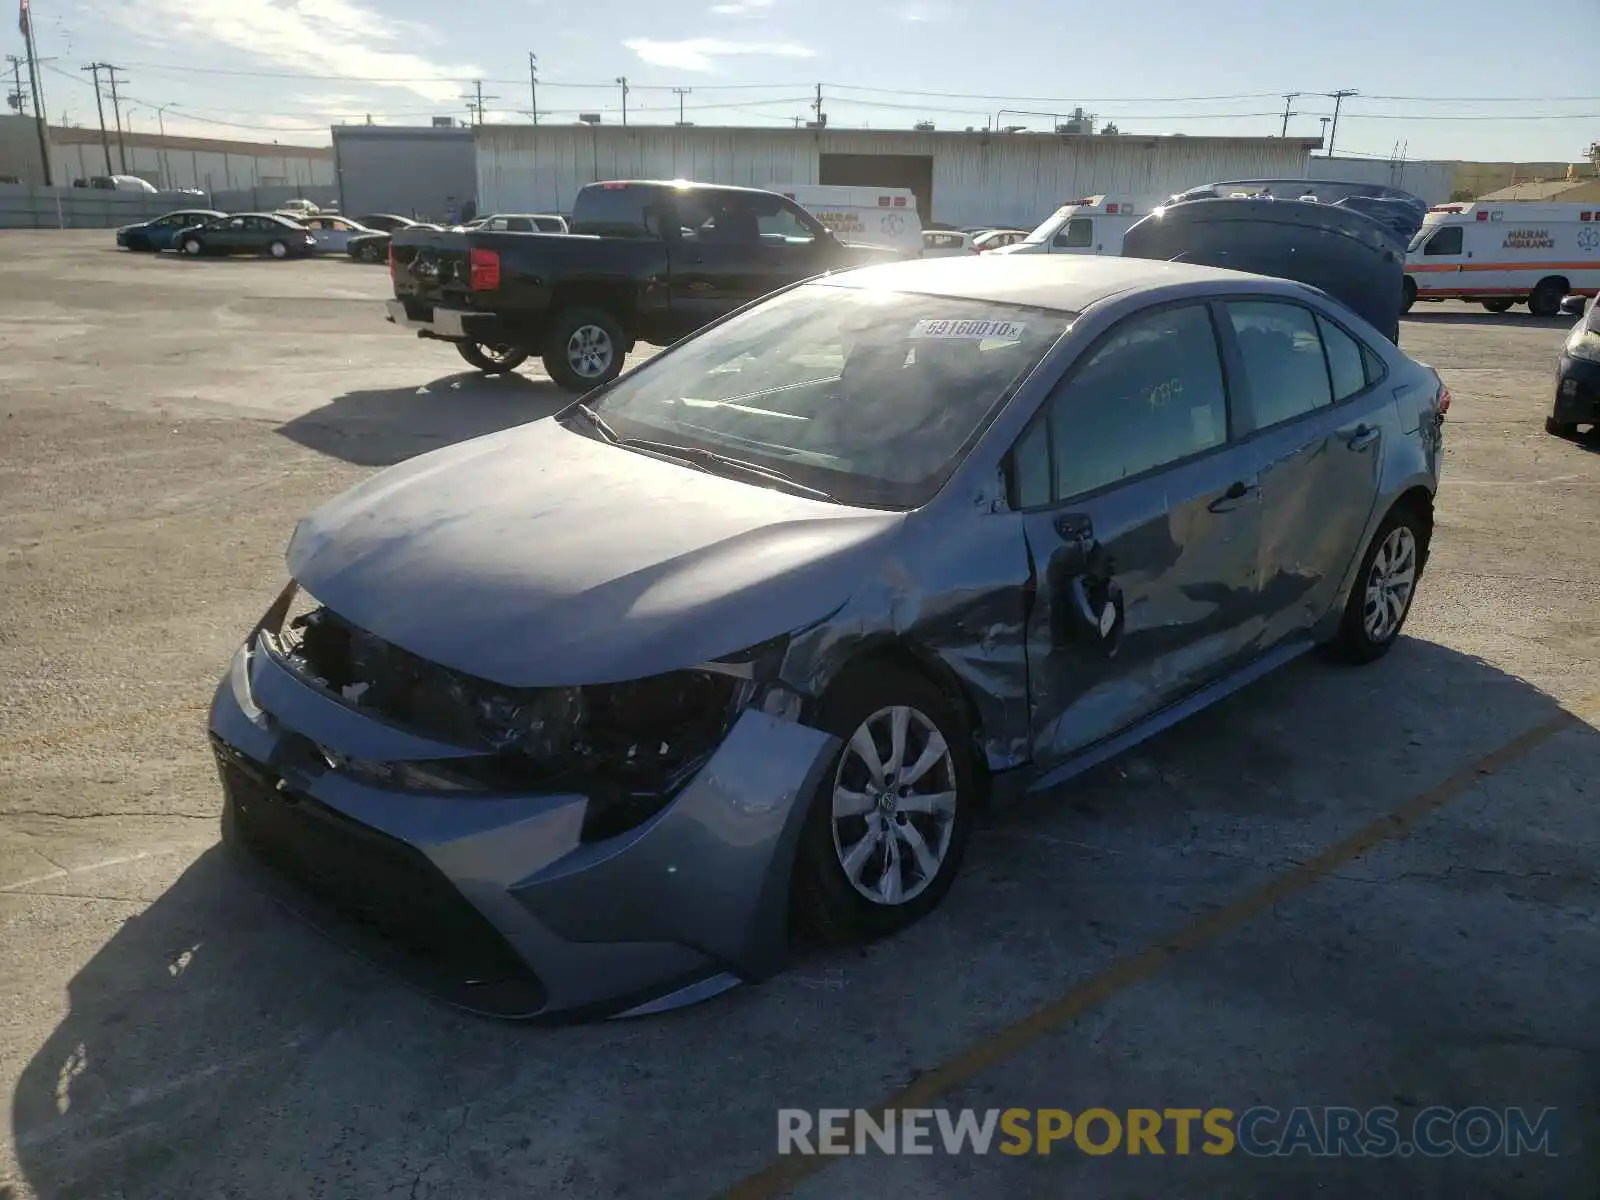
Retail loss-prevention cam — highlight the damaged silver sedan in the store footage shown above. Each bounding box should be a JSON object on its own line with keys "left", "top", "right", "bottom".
{"left": 210, "top": 254, "right": 1446, "bottom": 1019}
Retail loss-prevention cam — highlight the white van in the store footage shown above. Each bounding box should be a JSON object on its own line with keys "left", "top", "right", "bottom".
{"left": 768, "top": 184, "right": 923, "bottom": 257}
{"left": 992, "top": 196, "right": 1154, "bottom": 257}
{"left": 1405, "top": 203, "right": 1600, "bottom": 316}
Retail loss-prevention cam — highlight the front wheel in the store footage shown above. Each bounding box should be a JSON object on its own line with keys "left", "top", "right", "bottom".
{"left": 181, "top": 237, "right": 204, "bottom": 257}
{"left": 1528, "top": 279, "right": 1566, "bottom": 319}
{"left": 1400, "top": 277, "right": 1417, "bottom": 314}
{"left": 541, "top": 307, "right": 626, "bottom": 392}
{"left": 1481, "top": 298, "right": 1514, "bottom": 313}
{"left": 791, "top": 665, "right": 976, "bottom": 945}
{"left": 454, "top": 341, "right": 529, "bottom": 373}
{"left": 1322, "top": 505, "right": 1429, "bottom": 665}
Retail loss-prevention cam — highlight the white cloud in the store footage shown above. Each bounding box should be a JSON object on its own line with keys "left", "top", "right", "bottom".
{"left": 121, "top": 0, "right": 478, "bottom": 104}
{"left": 623, "top": 37, "right": 814, "bottom": 72}
{"left": 896, "top": 2, "right": 951, "bottom": 19}
{"left": 709, "top": 0, "right": 773, "bottom": 14}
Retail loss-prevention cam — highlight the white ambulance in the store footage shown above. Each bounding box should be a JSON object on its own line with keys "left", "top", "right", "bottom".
{"left": 990, "top": 196, "right": 1156, "bottom": 257}
{"left": 767, "top": 184, "right": 924, "bottom": 258}
{"left": 1404, "top": 202, "right": 1600, "bottom": 316}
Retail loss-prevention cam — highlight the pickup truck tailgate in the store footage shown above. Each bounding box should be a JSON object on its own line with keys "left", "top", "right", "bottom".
{"left": 389, "top": 230, "right": 472, "bottom": 306}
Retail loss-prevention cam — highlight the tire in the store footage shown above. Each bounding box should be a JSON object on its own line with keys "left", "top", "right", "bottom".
{"left": 182, "top": 237, "right": 204, "bottom": 257}
{"left": 454, "top": 340, "right": 530, "bottom": 373}
{"left": 1322, "top": 503, "right": 1429, "bottom": 665}
{"left": 541, "top": 307, "right": 626, "bottom": 392}
{"left": 1401, "top": 277, "right": 1417, "bottom": 314}
{"left": 791, "top": 664, "right": 977, "bottom": 945}
{"left": 1528, "top": 278, "right": 1565, "bottom": 319}
{"left": 267, "top": 240, "right": 289, "bottom": 260}
{"left": 1546, "top": 415, "right": 1578, "bottom": 438}
{"left": 1481, "top": 298, "right": 1514, "bottom": 313}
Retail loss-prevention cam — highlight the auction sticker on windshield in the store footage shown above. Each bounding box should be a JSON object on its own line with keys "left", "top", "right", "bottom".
{"left": 910, "top": 319, "right": 1027, "bottom": 340}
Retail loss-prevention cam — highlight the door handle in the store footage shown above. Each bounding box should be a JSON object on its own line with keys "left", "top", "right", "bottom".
{"left": 1345, "top": 424, "right": 1380, "bottom": 451}
{"left": 1207, "top": 480, "right": 1257, "bottom": 513}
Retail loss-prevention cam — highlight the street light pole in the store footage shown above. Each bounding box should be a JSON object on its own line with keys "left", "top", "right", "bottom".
{"left": 616, "top": 76, "right": 629, "bottom": 126}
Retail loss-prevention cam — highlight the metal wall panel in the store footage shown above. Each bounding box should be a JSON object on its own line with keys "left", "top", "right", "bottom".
{"left": 333, "top": 127, "right": 477, "bottom": 222}
{"left": 1304, "top": 156, "right": 1458, "bottom": 206}
{"left": 476, "top": 125, "right": 1315, "bottom": 227}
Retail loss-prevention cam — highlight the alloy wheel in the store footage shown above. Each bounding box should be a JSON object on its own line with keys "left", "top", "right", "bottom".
{"left": 565, "top": 324, "right": 614, "bottom": 379}
{"left": 1363, "top": 526, "right": 1417, "bottom": 642}
{"left": 829, "top": 705, "right": 958, "bottom": 906}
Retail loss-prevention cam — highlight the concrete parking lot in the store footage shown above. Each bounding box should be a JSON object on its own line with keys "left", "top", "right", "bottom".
{"left": 1, "top": 230, "right": 1596, "bottom": 1200}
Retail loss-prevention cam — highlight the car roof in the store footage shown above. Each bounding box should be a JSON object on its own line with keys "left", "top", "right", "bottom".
{"left": 819, "top": 254, "right": 1292, "bottom": 312}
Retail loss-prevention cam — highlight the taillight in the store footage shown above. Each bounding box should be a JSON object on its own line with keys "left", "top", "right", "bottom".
{"left": 469, "top": 247, "right": 500, "bottom": 290}
{"left": 1437, "top": 383, "right": 1452, "bottom": 416}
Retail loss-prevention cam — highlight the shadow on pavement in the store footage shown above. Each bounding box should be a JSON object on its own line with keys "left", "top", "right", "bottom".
{"left": 1403, "top": 308, "right": 1573, "bottom": 330}
{"left": 9, "top": 640, "right": 1597, "bottom": 1199}
{"left": 276, "top": 371, "right": 570, "bottom": 466}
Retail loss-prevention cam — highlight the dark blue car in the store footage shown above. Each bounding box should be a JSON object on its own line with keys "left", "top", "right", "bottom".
{"left": 116, "top": 210, "right": 227, "bottom": 252}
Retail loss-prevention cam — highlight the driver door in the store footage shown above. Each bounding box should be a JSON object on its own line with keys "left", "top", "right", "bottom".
{"left": 1012, "top": 300, "right": 1264, "bottom": 764}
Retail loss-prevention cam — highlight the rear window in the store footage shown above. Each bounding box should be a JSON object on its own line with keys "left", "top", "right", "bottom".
{"left": 570, "top": 184, "right": 663, "bottom": 238}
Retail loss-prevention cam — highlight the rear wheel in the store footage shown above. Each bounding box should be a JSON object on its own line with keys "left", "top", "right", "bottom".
{"left": 1401, "top": 277, "right": 1417, "bottom": 314}
{"left": 454, "top": 341, "right": 529, "bottom": 373}
{"left": 541, "top": 307, "right": 626, "bottom": 392}
{"left": 1528, "top": 278, "right": 1566, "bottom": 318}
{"left": 1481, "top": 298, "right": 1514, "bottom": 313}
{"left": 267, "top": 240, "right": 289, "bottom": 260}
{"left": 181, "top": 237, "right": 204, "bottom": 257}
{"left": 791, "top": 665, "right": 976, "bottom": 944}
{"left": 1322, "top": 504, "right": 1429, "bottom": 665}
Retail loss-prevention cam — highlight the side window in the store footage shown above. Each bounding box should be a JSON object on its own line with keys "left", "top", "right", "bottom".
{"left": 1046, "top": 304, "right": 1229, "bottom": 500}
{"left": 1360, "top": 343, "right": 1387, "bottom": 386}
{"left": 1226, "top": 301, "right": 1333, "bottom": 428}
{"left": 755, "top": 203, "right": 816, "bottom": 245}
{"left": 1315, "top": 314, "right": 1369, "bottom": 401}
{"left": 483, "top": 217, "right": 507, "bottom": 231}
{"left": 1054, "top": 218, "right": 1093, "bottom": 249}
{"left": 1011, "top": 417, "right": 1051, "bottom": 508}
{"left": 506, "top": 217, "right": 533, "bottom": 232}
{"left": 1423, "top": 226, "right": 1463, "bottom": 256}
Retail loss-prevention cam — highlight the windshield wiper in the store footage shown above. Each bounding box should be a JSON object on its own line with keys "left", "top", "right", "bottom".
{"left": 571, "top": 403, "right": 836, "bottom": 501}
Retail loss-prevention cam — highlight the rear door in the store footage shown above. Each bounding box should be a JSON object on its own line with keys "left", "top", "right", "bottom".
{"left": 1219, "top": 297, "right": 1390, "bottom": 645}
{"left": 668, "top": 191, "right": 833, "bottom": 322}
{"left": 1013, "top": 299, "right": 1264, "bottom": 762}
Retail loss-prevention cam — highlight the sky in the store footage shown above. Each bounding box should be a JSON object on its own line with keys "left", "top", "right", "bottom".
{"left": 6, "top": 0, "right": 1598, "bottom": 164}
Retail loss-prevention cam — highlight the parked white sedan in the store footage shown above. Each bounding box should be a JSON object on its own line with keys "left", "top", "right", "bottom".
{"left": 301, "top": 215, "right": 377, "bottom": 253}
{"left": 921, "top": 230, "right": 979, "bottom": 258}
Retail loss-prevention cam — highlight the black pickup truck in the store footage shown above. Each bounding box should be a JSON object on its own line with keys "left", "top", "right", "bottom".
{"left": 385, "top": 180, "right": 905, "bottom": 391}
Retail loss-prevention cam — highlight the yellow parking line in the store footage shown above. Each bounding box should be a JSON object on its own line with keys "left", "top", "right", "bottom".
{"left": 720, "top": 692, "right": 1600, "bottom": 1200}
{"left": 0, "top": 704, "right": 206, "bottom": 756}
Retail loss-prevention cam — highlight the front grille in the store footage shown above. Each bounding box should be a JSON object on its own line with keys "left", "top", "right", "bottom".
{"left": 215, "top": 743, "right": 544, "bottom": 1009}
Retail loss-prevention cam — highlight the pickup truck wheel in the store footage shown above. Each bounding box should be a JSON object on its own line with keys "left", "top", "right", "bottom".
{"left": 455, "top": 341, "right": 529, "bottom": 373}
{"left": 543, "top": 308, "right": 625, "bottom": 392}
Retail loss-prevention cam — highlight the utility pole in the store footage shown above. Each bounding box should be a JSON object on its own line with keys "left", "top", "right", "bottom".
{"left": 81, "top": 63, "right": 113, "bottom": 174}
{"left": 1324, "top": 88, "right": 1357, "bottom": 157}
{"left": 5, "top": 55, "right": 24, "bottom": 115}
{"left": 616, "top": 76, "right": 629, "bottom": 125}
{"left": 460, "top": 80, "right": 498, "bottom": 126}
{"left": 528, "top": 52, "right": 538, "bottom": 125}
{"left": 19, "top": 0, "right": 52, "bottom": 184}
{"left": 672, "top": 87, "right": 691, "bottom": 125}
{"left": 105, "top": 64, "right": 128, "bottom": 173}
{"left": 812, "top": 82, "right": 825, "bottom": 127}
{"left": 1279, "top": 92, "right": 1300, "bottom": 138}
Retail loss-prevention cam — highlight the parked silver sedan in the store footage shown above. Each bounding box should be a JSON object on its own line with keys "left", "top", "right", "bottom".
{"left": 209, "top": 255, "right": 1446, "bottom": 1020}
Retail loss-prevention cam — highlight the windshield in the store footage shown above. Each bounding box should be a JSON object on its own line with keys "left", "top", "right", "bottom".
{"left": 580, "top": 283, "right": 1072, "bottom": 509}
{"left": 1406, "top": 228, "right": 1430, "bottom": 253}
{"left": 1022, "top": 207, "right": 1072, "bottom": 245}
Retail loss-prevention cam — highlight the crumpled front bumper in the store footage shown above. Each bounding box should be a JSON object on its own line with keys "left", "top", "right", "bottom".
{"left": 208, "top": 635, "right": 838, "bottom": 1020}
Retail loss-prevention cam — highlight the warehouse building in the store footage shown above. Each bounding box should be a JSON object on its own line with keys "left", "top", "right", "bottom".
{"left": 331, "top": 124, "right": 477, "bottom": 222}
{"left": 473, "top": 124, "right": 1323, "bottom": 230}
{"left": 47, "top": 125, "right": 333, "bottom": 193}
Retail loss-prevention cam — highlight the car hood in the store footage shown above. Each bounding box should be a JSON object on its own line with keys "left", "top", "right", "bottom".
{"left": 285, "top": 418, "right": 904, "bottom": 687}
